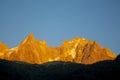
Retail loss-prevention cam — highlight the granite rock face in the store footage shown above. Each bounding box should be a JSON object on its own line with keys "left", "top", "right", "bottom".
{"left": 0, "top": 33, "right": 116, "bottom": 64}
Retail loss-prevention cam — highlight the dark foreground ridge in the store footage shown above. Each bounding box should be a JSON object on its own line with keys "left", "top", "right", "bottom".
{"left": 0, "top": 55, "right": 120, "bottom": 80}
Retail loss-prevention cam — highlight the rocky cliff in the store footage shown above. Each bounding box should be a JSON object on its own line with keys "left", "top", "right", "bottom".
{"left": 0, "top": 33, "right": 116, "bottom": 64}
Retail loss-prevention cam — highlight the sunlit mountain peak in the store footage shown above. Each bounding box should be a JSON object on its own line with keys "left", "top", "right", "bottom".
{"left": 0, "top": 33, "right": 116, "bottom": 64}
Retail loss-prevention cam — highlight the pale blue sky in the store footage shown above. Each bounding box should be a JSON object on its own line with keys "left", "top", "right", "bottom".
{"left": 0, "top": 0, "right": 120, "bottom": 54}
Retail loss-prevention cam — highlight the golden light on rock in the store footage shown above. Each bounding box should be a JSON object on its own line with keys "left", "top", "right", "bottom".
{"left": 0, "top": 33, "right": 116, "bottom": 64}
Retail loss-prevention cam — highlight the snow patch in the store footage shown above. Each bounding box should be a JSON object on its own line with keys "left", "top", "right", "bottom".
{"left": 69, "top": 39, "right": 80, "bottom": 58}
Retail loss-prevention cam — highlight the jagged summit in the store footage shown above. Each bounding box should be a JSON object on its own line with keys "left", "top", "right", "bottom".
{"left": 20, "top": 33, "right": 35, "bottom": 45}
{"left": 27, "top": 33, "right": 35, "bottom": 40}
{"left": 0, "top": 42, "right": 9, "bottom": 58}
{"left": 0, "top": 42, "right": 8, "bottom": 51}
{"left": 0, "top": 33, "right": 116, "bottom": 64}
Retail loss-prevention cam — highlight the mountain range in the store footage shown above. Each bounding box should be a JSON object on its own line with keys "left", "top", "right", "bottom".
{"left": 0, "top": 33, "right": 116, "bottom": 64}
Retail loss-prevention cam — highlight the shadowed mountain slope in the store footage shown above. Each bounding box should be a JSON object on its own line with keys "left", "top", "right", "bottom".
{"left": 0, "top": 55, "right": 120, "bottom": 80}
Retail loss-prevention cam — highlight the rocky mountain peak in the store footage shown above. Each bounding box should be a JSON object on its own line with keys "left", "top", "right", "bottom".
{"left": 0, "top": 33, "right": 117, "bottom": 64}
{"left": 20, "top": 33, "right": 35, "bottom": 45}
{"left": 0, "top": 42, "right": 8, "bottom": 51}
